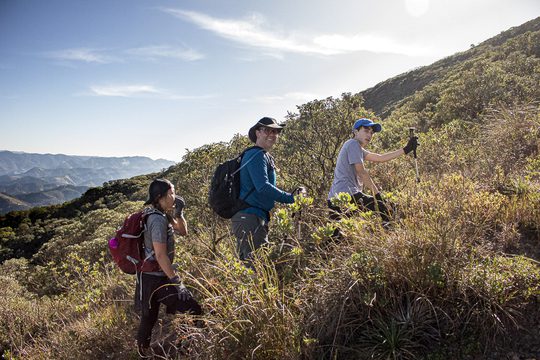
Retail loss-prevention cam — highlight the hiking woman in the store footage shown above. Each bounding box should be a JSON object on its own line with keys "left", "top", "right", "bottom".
{"left": 136, "top": 178, "right": 202, "bottom": 355}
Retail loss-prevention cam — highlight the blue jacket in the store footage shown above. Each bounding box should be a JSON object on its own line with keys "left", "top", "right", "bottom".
{"left": 239, "top": 147, "right": 295, "bottom": 221}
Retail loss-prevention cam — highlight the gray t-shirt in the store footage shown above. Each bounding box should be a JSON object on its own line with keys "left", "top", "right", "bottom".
{"left": 143, "top": 209, "right": 174, "bottom": 276}
{"left": 328, "top": 139, "right": 368, "bottom": 199}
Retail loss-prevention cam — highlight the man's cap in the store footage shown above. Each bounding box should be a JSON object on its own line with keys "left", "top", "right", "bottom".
{"left": 353, "top": 118, "right": 382, "bottom": 132}
{"left": 248, "top": 117, "right": 285, "bottom": 143}
{"left": 144, "top": 178, "right": 172, "bottom": 205}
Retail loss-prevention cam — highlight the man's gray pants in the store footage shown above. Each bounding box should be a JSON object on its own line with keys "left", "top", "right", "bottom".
{"left": 231, "top": 212, "right": 269, "bottom": 263}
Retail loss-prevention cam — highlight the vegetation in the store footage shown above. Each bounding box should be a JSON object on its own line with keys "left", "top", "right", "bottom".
{"left": 1, "top": 17, "right": 539, "bottom": 360}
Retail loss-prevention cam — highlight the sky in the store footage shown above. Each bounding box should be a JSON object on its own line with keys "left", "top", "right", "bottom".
{"left": 1, "top": 0, "right": 539, "bottom": 162}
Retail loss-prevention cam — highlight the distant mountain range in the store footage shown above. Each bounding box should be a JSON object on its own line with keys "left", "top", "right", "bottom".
{"left": 0, "top": 151, "right": 175, "bottom": 214}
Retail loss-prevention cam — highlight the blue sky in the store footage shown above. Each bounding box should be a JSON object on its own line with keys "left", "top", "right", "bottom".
{"left": 1, "top": 0, "right": 538, "bottom": 162}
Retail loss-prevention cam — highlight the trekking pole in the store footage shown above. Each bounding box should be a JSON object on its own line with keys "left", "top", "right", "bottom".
{"left": 409, "top": 127, "right": 420, "bottom": 183}
{"left": 293, "top": 187, "right": 306, "bottom": 240}
{"left": 297, "top": 209, "right": 302, "bottom": 240}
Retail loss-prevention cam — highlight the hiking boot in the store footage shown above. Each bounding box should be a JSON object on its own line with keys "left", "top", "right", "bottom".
{"left": 136, "top": 342, "right": 152, "bottom": 358}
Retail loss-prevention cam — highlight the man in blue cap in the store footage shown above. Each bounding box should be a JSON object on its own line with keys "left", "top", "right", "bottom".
{"left": 328, "top": 118, "right": 418, "bottom": 224}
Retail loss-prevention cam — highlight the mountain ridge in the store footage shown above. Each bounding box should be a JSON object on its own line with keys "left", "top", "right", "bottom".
{"left": 0, "top": 150, "right": 175, "bottom": 214}
{"left": 0, "top": 192, "right": 32, "bottom": 214}
{"left": 0, "top": 150, "right": 174, "bottom": 176}
{"left": 361, "top": 16, "right": 540, "bottom": 117}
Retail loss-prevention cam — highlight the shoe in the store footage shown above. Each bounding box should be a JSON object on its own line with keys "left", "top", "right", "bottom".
{"left": 136, "top": 341, "right": 151, "bottom": 358}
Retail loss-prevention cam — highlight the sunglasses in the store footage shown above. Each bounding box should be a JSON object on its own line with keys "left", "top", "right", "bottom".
{"left": 258, "top": 127, "right": 281, "bottom": 135}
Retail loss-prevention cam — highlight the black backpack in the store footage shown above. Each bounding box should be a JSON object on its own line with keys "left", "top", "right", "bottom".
{"left": 209, "top": 146, "right": 263, "bottom": 219}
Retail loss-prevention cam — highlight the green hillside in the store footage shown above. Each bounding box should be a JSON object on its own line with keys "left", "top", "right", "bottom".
{"left": 1, "top": 17, "right": 539, "bottom": 359}
{"left": 361, "top": 16, "right": 540, "bottom": 117}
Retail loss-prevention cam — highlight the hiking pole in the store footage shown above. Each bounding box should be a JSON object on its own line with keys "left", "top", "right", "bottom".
{"left": 293, "top": 187, "right": 306, "bottom": 240}
{"left": 409, "top": 127, "right": 420, "bottom": 183}
{"left": 297, "top": 209, "right": 302, "bottom": 240}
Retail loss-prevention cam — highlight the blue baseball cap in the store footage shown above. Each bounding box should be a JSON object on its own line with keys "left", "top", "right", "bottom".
{"left": 353, "top": 118, "right": 382, "bottom": 132}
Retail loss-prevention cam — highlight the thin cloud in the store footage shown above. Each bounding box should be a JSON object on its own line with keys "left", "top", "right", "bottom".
{"left": 237, "top": 51, "right": 285, "bottom": 62}
{"left": 46, "top": 46, "right": 204, "bottom": 65}
{"left": 313, "top": 34, "right": 431, "bottom": 57}
{"left": 126, "top": 45, "right": 205, "bottom": 61}
{"left": 89, "top": 84, "right": 215, "bottom": 100}
{"left": 90, "top": 84, "right": 161, "bottom": 97}
{"left": 46, "top": 48, "right": 117, "bottom": 64}
{"left": 162, "top": 8, "right": 432, "bottom": 57}
{"left": 162, "top": 8, "right": 339, "bottom": 56}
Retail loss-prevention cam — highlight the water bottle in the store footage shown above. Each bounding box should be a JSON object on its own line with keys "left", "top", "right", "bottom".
{"left": 108, "top": 237, "right": 119, "bottom": 249}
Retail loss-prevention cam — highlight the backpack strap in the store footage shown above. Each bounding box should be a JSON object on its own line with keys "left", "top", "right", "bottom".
{"left": 142, "top": 207, "right": 163, "bottom": 218}
{"left": 141, "top": 208, "right": 167, "bottom": 260}
{"left": 232, "top": 146, "right": 265, "bottom": 177}
{"left": 237, "top": 147, "right": 272, "bottom": 222}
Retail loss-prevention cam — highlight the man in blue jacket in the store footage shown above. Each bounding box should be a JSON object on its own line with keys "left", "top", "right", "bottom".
{"left": 231, "top": 117, "right": 304, "bottom": 265}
